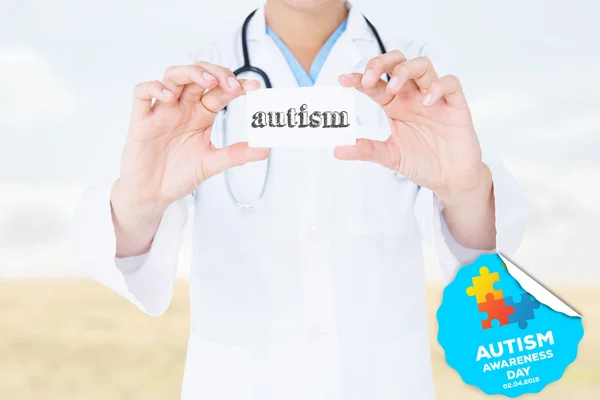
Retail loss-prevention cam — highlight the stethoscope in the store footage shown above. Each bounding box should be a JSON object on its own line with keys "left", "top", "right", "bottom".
{"left": 222, "top": 9, "right": 388, "bottom": 209}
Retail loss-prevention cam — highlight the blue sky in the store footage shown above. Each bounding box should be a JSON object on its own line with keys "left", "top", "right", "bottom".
{"left": 1, "top": 0, "right": 599, "bottom": 283}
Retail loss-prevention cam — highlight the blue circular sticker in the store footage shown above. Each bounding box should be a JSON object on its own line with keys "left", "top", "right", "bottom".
{"left": 437, "top": 254, "right": 584, "bottom": 397}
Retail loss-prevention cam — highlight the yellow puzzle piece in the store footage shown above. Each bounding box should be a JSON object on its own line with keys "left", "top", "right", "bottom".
{"left": 465, "top": 266, "right": 503, "bottom": 303}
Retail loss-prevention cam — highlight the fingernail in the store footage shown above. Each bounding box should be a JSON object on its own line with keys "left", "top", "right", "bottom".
{"left": 387, "top": 76, "right": 399, "bottom": 90}
{"left": 162, "top": 88, "right": 174, "bottom": 99}
{"left": 340, "top": 73, "right": 354, "bottom": 80}
{"left": 422, "top": 93, "right": 433, "bottom": 106}
{"left": 361, "top": 70, "right": 374, "bottom": 85}
{"left": 202, "top": 72, "right": 216, "bottom": 82}
{"left": 228, "top": 77, "right": 241, "bottom": 89}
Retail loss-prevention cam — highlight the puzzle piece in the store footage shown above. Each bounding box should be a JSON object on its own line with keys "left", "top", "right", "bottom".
{"left": 492, "top": 269, "right": 524, "bottom": 299}
{"left": 505, "top": 293, "right": 541, "bottom": 329}
{"left": 478, "top": 293, "right": 515, "bottom": 330}
{"left": 466, "top": 267, "right": 504, "bottom": 304}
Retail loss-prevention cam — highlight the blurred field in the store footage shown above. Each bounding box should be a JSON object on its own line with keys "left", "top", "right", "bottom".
{"left": 0, "top": 281, "right": 598, "bottom": 399}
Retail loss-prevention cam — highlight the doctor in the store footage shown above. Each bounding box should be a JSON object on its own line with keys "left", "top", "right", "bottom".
{"left": 72, "top": 0, "right": 530, "bottom": 399}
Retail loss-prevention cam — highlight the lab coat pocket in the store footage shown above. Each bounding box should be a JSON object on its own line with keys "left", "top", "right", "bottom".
{"left": 181, "top": 332, "right": 257, "bottom": 400}
{"left": 335, "top": 160, "right": 418, "bottom": 236}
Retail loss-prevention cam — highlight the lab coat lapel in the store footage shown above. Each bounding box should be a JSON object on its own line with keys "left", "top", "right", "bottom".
{"left": 314, "top": 4, "right": 372, "bottom": 86}
{"left": 247, "top": 5, "right": 299, "bottom": 88}
{"left": 315, "top": 34, "right": 362, "bottom": 86}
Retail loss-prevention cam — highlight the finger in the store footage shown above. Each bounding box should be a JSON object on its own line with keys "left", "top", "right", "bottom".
{"left": 179, "top": 83, "right": 209, "bottom": 102}
{"left": 339, "top": 73, "right": 394, "bottom": 107}
{"left": 386, "top": 57, "right": 438, "bottom": 94}
{"left": 201, "top": 142, "right": 270, "bottom": 181}
{"left": 334, "top": 138, "right": 397, "bottom": 170}
{"left": 422, "top": 75, "right": 468, "bottom": 109}
{"left": 338, "top": 73, "right": 362, "bottom": 88}
{"left": 200, "top": 79, "right": 260, "bottom": 114}
{"left": 195, "top": 61, "right": 242, "bottom": 95}
{"left": 179, "top": 64, "right": 220, "bottom": 102}
{"left": 162, "top": 65, "right": 218, "bottom": 99}
{"left": 360, "top": 50, "right": 407, "bottom": 88}
{"left": 131, "top": 80, "right": 175, "bottom": 119}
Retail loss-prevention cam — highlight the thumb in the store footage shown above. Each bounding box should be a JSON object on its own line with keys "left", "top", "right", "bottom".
{"left": 200, "top": 142, "right": 269, "bottom": 181}
{"left": 334, "top": 138, "right": 398, "bottom": 171}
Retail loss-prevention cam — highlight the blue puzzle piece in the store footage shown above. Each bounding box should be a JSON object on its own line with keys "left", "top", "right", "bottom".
{"left": 505, "top": 293, "right": 541, "bottom": 329}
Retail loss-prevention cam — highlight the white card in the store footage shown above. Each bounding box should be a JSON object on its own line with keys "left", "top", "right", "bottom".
{"left": 246, "top": 86, "right": 356, "bottom": 147}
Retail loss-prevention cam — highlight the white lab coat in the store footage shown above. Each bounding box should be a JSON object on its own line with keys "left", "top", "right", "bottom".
{"left": 71, "top": 4, "right": 531, "bottom": 399}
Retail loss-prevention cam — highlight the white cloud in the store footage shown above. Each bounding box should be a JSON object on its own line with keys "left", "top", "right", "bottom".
{"left": 468, "top": 87, "right": 540, "bottom": 125}
{"left": 0, "top": 184, "right": 194, "bottom": 279}
{"left": 0, "top": 185, "right": 81, "bottom": 245}
{"left": 526, "top": 111, "right": 600, "bottom": 141}
{"left": 505, "top": 159, "right": 600, "bottom": 218}
{"left": 0, "top": 46, "right": 78, "bottom": 131}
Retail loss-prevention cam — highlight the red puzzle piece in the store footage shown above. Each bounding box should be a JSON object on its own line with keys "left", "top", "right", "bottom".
{"left": 478, "top": 293, "right": 515, "bottom": 330}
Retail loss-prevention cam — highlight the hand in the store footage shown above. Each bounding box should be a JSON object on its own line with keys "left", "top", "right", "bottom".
{"left": 111, "top": 63, "right": 268, "bottom": 256}
{"left": 114, "top": 62, "right": 268, "bottom": 213}
{"left": 336, "top": 51, "right": 487, "bottom": 203}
